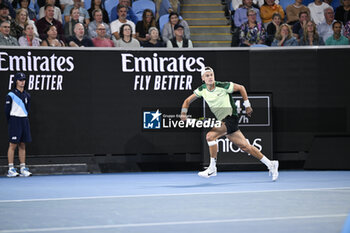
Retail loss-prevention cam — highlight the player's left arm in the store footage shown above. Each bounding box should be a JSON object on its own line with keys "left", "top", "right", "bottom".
{"left": 26, "top": 92, "right": 31, "bottom": 113}
{"left": 180, "top": 94, "right": 198, "bottom": 121}
{"left": 233, "top": 83, "right": 253, "bottom": 117}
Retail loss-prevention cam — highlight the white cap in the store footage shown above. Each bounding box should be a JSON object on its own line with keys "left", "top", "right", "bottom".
{"left": 201, "top": 66, "right": 214, "bottom": 76}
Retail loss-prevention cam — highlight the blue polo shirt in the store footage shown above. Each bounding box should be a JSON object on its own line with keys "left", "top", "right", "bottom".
{"left": 5, "top": 89, "right": 31, "bottom": 121}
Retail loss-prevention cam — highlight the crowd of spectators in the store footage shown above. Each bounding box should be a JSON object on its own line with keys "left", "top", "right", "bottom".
{"left": 1, "top": 0, "right": 349, "bottom": 48}
{"left": 0, "top": 0, "right": 193, "bottom": 48}
{"left": 227, "top": 0, "right": 350, "bottom": 46}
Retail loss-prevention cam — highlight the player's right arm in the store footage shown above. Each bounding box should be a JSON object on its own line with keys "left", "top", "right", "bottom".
{"left": 233, "top": 83, "right": 253, "bottom": 117}
{"left": 180, "top": 94, "right": 198, "bottom": 121}
{"left": 5, "top": 94, "right": 12, "bottom": 122}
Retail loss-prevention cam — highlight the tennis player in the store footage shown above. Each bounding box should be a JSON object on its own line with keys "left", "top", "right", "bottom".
{"left": 5, "top": 73, "right": 32, "bottom": 177}
{"left": 180, "top": 66, "right": 279, "bottom": 181}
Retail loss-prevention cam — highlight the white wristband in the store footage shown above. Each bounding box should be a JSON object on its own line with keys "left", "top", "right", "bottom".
{"left": 181, "top": 108, "right": 188, "bottom": 113}
{"left": 243, "top": 100, "right": 251, "bottom": 108}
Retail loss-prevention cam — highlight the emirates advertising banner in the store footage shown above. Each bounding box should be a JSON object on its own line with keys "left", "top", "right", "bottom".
{"left": 0, "top": 48, "right": 271, "bottom": 162}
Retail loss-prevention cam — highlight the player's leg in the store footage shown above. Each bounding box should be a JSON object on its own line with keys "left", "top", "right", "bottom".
{"left": 7, "top": 143, "right": 19, "bottom": 177}
{"left": 7, "top": 117, "right": 21, "bottom": 177}
{"left": 19, "top": 118, "right": 32, "bottom": 176}
{"left": 7, "top": 143, "right": 17, "bottom": 164}
{"left": 18, "top": 142, "right": 32, "bottom": 177}
{"left": 198, "top": 123, "right": 227, "bottom": 178}
{"left": 226, "top": 130, "right": 279, "bottom": 181}
{"left": 226, "top": 130, "right": 263, "bottom": 159}
{"left": 18, "top": 142, "right": 26, "bottom": 164}
{"left": 206, "top": 123, "right": 227, "bottom": 158}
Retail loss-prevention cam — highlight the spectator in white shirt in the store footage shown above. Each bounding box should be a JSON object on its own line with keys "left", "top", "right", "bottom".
{"left": 39, "top": 0, "right": 62, "bottom": 22}
{"left": 308, "top": 0, "right": 332, "bottom": 24}
{"left": 317, "top": 6, "right": 343, "bottom": 40}
{"left": 110, "top": 4, "right": 135, "bottom": 40}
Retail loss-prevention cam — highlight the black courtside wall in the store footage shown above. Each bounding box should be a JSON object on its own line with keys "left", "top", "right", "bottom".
{"left": 0, "top": 47, "right": 349, "bottom": 164}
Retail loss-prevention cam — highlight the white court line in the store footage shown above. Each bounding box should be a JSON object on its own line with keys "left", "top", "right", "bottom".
{"left": 0, "top": 214, "right": 347, "bottom": 233}
{"left": 0, "top": 187, "right": 350, "bottom": 203}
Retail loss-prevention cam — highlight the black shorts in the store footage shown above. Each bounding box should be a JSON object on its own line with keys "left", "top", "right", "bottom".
{"left": 222, "top": 115, "right": 239, "bottom": 135}
{"left": 8, "top": 116, "right": 32, "bottom": 143}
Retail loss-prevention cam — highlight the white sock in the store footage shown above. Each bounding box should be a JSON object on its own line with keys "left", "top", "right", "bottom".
{"left": 20, "top": 163, "right": 26, "bottom": 169}
{"left": 260, "top": 156, "right": 272, "bottom": 169}
{"left": 9, "top": 163, "right": 14, "bottom": 169}
{"left": 209, "top": 157, "right": 217, "bottom": 168}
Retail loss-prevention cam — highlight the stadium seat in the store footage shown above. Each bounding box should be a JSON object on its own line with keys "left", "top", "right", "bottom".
{"left": 104, "top": 0, "right": 119, "bottom": 20}
{"left": 159, "top": 0, "right": 173, "bottom": 18}
{"left": 84, "top": 0, "right": 92, "bottom": 10}
{"left": 159, "top": 14, "right": 182, "bottom": 34}
{"left": 110, "top": 5, "right": 117, "bottom": 21}
{"left": 132, "top": 0, "right": 155, "bottom": 22}
{"left": 61, "top": 13, "right": 65, "bottom": 26}
{"left": 159, "top": 13, "right": 169, "bottom": 34}
{"left": 17, "top": 0, "right": 38, "bottom": 13}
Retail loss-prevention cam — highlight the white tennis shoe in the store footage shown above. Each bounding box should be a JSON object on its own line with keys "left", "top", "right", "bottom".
{"left": 269, "top": 161, "right": 279, "bottom": 181}
{"left": 7, "top": 168, "right": 19, "bottom": 177}
{"left": 198, "top": 166, "right": 217, "bottom": 178}
{"left": 20, "top": 167, "right": 32, "bottom": 177}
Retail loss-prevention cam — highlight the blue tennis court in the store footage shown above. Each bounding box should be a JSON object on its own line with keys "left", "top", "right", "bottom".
{"left": 1, "top": 170, "right": 350, "bottom": 233}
